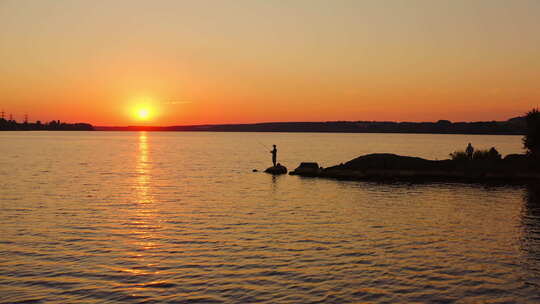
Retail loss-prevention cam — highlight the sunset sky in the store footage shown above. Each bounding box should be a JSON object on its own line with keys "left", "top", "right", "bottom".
{"left": 1, "top": 0, "right": 539, "bottom": 126}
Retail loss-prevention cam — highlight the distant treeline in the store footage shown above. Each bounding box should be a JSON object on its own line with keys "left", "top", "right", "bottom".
{"left": 0, "top": 119, "right": 94, "bottom": 131}
{"left": 97, "top": 117, "right": 526, "bottom": 135}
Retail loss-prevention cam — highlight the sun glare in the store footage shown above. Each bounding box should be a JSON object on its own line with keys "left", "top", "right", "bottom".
{"left": 131, "top": 97, "right": 158, "bottom": 122}
{"left": 137, "top": 108, "right": 150, "bottom": 120}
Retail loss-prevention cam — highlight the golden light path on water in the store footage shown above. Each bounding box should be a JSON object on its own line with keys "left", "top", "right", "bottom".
{"left": 137, "top": 131, "right": 152, "bottom": 204}
{"left": 133, "top": 131, "right": 162, "bottom": 255}
{"left": 115, "top": 131, "right": 168, "bottom": 292}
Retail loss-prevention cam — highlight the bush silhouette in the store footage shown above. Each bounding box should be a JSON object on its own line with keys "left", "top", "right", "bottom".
{"left": 472, "top": 150, "right": 489, "bottom": 160}
{"left": 450, "top": 147, "right": 501, "bottom": 161}
{"left": 488, "top": 147, "right": 502, "bottom": 160}
{"left": 449, "top": 150, "right": 469, "bottom": 161}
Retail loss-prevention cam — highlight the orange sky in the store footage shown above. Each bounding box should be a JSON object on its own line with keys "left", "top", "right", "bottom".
{"left": 1, "top": 0, "right": 539, "bottom": 126}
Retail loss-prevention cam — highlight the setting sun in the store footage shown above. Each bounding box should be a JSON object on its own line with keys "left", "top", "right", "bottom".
{"left": 137, "top": 108, "right": 150, "bottom": 120}
{"left": 130, "top": 96, "right": 158, "bottom": 122}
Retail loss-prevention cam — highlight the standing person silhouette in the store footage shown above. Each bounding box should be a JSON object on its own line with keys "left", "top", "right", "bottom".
{"left": 271, "top": 145, "right": 277, "bottom": 167}
{"left": 466, "top": 143, "right": 474, "bottom": 159}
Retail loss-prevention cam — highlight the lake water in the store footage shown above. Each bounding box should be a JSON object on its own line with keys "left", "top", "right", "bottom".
{"left": 0, "top": 131, "right": 539, "bottom": 303}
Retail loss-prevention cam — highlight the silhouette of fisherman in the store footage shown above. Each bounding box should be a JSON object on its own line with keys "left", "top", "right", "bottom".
{"left": 270, "top": 145, "right": 277, "bottom": 167}
{"left": 466, "top": 143, "right": 474, "bottom": 158}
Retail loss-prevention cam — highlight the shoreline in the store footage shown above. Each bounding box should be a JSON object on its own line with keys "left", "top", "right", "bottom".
{"left": 288, "top": 153, "right": 540, "bottom": 184}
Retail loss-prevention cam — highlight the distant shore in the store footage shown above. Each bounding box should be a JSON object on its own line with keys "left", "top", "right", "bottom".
{"left": 0, "top": 119, "right": 94, "bottom": 131}
{"left": 95, "top": 117, "right": 525, "bottom": 135}
{"left": 2, "top": 116, "right": 526, "bottom": 135}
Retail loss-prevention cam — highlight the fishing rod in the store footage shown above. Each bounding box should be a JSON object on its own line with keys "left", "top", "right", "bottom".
{"left": 256, "top": 140, "right": 270, "bottom": 151}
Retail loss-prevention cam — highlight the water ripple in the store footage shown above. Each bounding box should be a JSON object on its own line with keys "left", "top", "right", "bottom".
{"left": 0, "top": 132, "right": 538, "bottom": 303}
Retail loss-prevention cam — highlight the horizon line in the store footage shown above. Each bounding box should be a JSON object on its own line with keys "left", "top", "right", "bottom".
{"left": 95, "top": 116, "right": 522, "bottom": 128}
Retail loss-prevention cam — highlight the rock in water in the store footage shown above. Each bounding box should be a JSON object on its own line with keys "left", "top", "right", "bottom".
{"left": 264, "top": 163, "right": 287, "bottom": 175}
{"left": 290, "top": 162, "right": 321, "bottom": 176}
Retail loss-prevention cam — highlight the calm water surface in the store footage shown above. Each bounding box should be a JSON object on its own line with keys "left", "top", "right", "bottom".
{"left": 0, "top": 132, "right": 539, "bottom": 303}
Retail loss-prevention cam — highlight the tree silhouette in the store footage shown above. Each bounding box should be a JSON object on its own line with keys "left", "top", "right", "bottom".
{"left": 523, "top": 108, "right": 540, "bottom": 159}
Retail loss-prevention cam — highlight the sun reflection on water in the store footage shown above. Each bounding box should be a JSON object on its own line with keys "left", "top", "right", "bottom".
{"left": 136, "top": 132, "right": 153, "bottom": 204}
{"left": 128, "top": 132, "right": 163, "bottom": 257}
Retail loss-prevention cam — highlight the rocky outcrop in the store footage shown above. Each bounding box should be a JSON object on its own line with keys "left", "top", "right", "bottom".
{"left": 264, "top": 163, "right": 288, "bottom": 175}
{"left": 290, "top": 162, "right": 321, "bottom": 176}
{"left": 291, "top": 153, "right": 540, "bottom": 182}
